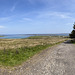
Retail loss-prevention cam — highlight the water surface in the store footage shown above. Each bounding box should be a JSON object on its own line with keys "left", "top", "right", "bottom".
{"left": 0, "top": 34, "right": 69, "bottom": 39}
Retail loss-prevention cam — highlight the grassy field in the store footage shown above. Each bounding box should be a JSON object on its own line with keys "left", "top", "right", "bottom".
{"left": 0, "top": 36, "right": 68, "bottom": 50}
{"left": 0, "top": 36, "right": 68, "bottom": 67}
{"left": 0, "top": 36, "right": 4, "bottom": 37}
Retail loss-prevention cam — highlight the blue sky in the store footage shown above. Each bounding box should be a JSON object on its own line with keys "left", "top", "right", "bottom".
{"left": 0, "top": 0, "right": 75, "bottom": 34}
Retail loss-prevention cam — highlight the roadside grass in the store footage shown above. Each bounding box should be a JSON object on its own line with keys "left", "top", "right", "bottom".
{"left": 0, "top": 41, "right": 63, "bottom": 67}
{"left": 0, "top": 36, "right": 69, "bottom": 67}
{"left": 0, "top": 36, "right": 68, "bottom": 50}
{"left": 0, "top": 44, "right": 50, "bottom": 67}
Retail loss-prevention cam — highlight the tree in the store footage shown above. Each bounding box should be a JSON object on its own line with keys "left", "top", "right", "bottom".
{"left": 69, "top": 22, "right": 75, "bottom": 38}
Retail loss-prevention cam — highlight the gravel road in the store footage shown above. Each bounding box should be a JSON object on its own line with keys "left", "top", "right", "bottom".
{"left": 0, "top": 41, "right": 75, "bottom": 75}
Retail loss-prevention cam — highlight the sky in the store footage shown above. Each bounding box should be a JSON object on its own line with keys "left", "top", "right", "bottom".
{"left": 0, "top": 0, "right": 75, "bottom": 34}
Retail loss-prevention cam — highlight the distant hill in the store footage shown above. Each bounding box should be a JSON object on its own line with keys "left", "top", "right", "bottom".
{"left": 28, "top": 33, "right": 69, "bottom": 36}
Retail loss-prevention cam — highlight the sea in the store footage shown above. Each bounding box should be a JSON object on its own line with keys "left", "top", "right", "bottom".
{"left": 0, "top": 33, "right": 69, "bottom": 39}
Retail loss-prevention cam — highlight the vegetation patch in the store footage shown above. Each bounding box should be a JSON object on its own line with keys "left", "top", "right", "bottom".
{"left": 27, "top": 36, "right": 52, "bottom": 39}
{"left": 0, "top": 36, "right": 68, "bottom": 50}
{"left": 0, "top": 44, "right": 51, "bottom": 67}
{"left": 0, "top": 41, "right": 64, "bottom": 67}
{"left": 27, "top": 36, "right": 63, "bottom": 39}
{"left": 0, "top": 36, "right": 68, "bottom": 67}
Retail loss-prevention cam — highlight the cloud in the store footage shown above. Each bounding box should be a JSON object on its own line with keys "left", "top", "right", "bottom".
{"left": 66, "top": 23, "right": 74, "bottom": 26}
{"left": 23, "top": 18, "right": 32, "bottom": 21}
{"left": 0, "top": 17, "right": 10, "bottom": 21}
{"left": 27, "top": 0, "right": 75, "bottom": 12}
{"left": 0, "top": 26, "right": 5, "bottom": 28}
{"left": 36, "top": 11, "right": 74, "bottom": 19}
{"left": 0, "top": 16, "right": 15, "bottom": 22}
{"left": 53, "top": 12, "right": 71, "bottom": 19}
{"left": 19, "top": 18, "right": 32, "bottom": 22}
{"left": 10, "top": 2, "right": 18, "bottom": 12}
{"left": 10, "top": 5, "right": 16, "bottom": 12}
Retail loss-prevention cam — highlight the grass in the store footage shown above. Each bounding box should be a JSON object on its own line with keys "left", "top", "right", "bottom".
{"left": 0, "top": 36, "right": 69, "bottom": 67}
{"left": 0, "top": 41, "right": 65, "bottom": 67}
{"left": 0, "top": 36, "right": 4, "bottom": 37}
{"left": 27, "top": 36, "right": 52, "bottom": 39}
{"left": 0, "top": 44, "right": 52, "bottom": 67}
{"left": 0, "top": 36, "right": 68, "bottom": 50}
{"left": 27, "top": 36, "right": 63, "bottom": 39}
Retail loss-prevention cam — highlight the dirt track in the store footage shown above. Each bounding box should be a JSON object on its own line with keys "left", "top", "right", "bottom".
{"left": 0, "top": 41, "right": 75, "bottom": 75}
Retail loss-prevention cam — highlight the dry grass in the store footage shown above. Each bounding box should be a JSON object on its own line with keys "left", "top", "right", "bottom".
{"left": 0, "top": 36, "right": 68, "bottom": 50}
{"left": 0, "top": 36, "right": 69, "bottom": 67}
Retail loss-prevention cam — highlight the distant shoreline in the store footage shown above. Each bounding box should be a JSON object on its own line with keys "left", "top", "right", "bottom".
{"left": 0, "top": 36, "right": 4, "bottom": 37}
{"left": 0, "top": 34, "right": 69, "bottom": 39}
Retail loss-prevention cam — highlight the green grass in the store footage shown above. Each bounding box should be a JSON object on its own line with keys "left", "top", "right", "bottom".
{"left": 27, "top": 36, "right": 66, "bottom": 39}
{"left": 0, "top": 41, "right": 63, "bottom": 67}
{"left": 27, "top": 36, "right": 55, "bottom": 39}
{"left": 0, "top": 36, "right": 68, "bottom": 50}
{"left": 0, "top": 35, "right": 67, "bottom": 67}
{"left": 0, "top": 44, "right": 51, "bottom": 67}
{"left": 0, "top": 36, "right": 4, "bottom": 37}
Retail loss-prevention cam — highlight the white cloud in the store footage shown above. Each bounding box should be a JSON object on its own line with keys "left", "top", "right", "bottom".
{"left": 66, "top": 23, "right": 74, "bottom": 26}
{"left": 53, "top": 12, "right": 71, "bottom": 19}
{"left": 10, "top": 2, "right": 18, "bottom": 12}
{"left": 10, "top": 5, "right": 16, "bottom": 12}
{"left": 19, "top": 17, "right": 32, "bottom": 22}
{"left": 0, "top": 26, "right": 5, "bottom": 28}
{"left": 0, "top": 17, "right": 9, "bottom": 21}
{"left": 36, "top": 11, "right": 74, "bottom": 19}
{"left": 23, "top": 18, "right": 32, "bottom": 21}
{"left": 0, "top": 17, "right": 10, "bottom": 21}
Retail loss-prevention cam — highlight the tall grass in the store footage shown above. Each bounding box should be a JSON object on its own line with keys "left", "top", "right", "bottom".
{"left": 0, "top": 44, "right": 52, "bottom": 67}
{"left": 0, "top": 36, "right": 68, "bottom": 67}
{"left": 0, "top": 41, "right": 63, "bottom": 67}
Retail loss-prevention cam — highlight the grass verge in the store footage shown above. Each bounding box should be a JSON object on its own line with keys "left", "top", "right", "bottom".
{"left": 0, "top": 41, "right": 64, "bottom": 67}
